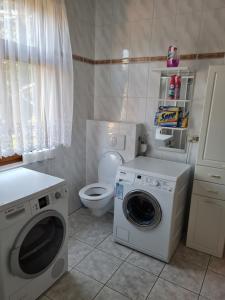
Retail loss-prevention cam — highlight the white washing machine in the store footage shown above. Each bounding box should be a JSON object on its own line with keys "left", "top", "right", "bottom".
{"left": 113, "top": 157, "right": 191, "bottom": 262}
{"left": 0, "top": 168, "right": 68, "bottom": 300}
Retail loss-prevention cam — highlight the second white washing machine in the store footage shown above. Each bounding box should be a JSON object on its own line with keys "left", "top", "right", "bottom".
{"left": 113, "top": 157, "right": 191, "bottom": 262}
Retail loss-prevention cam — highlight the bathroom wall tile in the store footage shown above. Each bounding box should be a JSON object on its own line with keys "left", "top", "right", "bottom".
{"left": 95, "top": 65, "right": 112, "bottom": 97}
{"left": 107, "top": 262, "right": 157, "bottom": 300}
{"left": 46, "top": 269, "right": 103, "bottom": 300}
{"left": 148, "top": 62, "right": 164, "bottom": 98}
{"left": 95, "top": 0, "right": 113, "bottom": 26}
{"left": 201, "top": 270, "right": 225, "bottom": 300}
{"left": 150, "top": 16, "right": 176, "bottom": 56}
{"left": 111, "top": 22, "right": 130, "bottom": 59}
{"left": 95, "top": 25, "right": 112, "bottom": 60}
{"left": 112, "top": 0, "right": 154, "bottom": 22}
{"left": 153, "top": 0, "right": 177, "bottom": 18}
{"left": 176, "top": 0, "right": 203, "bottom": 14}
{"left": 129, "top": 20, "right": 152, "bottom": 57}
{"left": 126, "top": 97, "right": 146, "bottom": 122}
{"left": 76, "top": 249, "right": 122, "bottom": 284}
{"left": 110, "top": 64, "right": 129, "bottom": 97}
{"left": 198, "top": 8, "right": 225, "bottom": 53}
{"left": 97, "top": 234, "right": 132, "bottom": 259}
{"left": 94, "top": 97, "right": 127, "bottom": 121}
{"left": 148, "top": 278, "right": 198, "bottom": 300}
{"left": 175, "top": 12, "right": 202, "bottom": 54}
{"left": 203, "top": 0, "right": 225, "bottom": 10}
{"left": 145, "top": 98, "right": 158, "bottom": 131}
{"left": 127, "top": 250, "right": 165, "bottom": 276}
{"left": 128, "top": 63, "right": 149, "bottom": 97}
{"left": 95, "top": 287, "right": 130, "bottom": 300}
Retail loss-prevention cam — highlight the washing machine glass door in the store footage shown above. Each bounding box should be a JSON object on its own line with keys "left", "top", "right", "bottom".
{"left": 123, "top": 190, "right": 162, "bottom": 229}
{"left": 10, "top": 210, "right": 66, "bottom": 279}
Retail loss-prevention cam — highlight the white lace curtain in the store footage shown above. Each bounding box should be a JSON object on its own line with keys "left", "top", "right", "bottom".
{"left": 0, "top": 0, "right": 73, "bottom": 157}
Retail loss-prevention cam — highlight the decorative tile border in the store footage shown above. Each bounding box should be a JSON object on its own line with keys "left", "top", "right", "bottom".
{"left": 72, "top": 52, "right": 225, "bottom": 65}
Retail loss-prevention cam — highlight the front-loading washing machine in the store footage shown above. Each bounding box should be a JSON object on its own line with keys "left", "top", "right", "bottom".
{"left": 0, "top": 168, "right": 68, "bottom": 300}
{"left": 113, "top": 157, "right": 191, "bottom": 262}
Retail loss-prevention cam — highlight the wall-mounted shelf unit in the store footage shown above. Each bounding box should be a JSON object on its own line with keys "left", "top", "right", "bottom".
{"left": 153, "top": 66, "right": 195, "bottom": 152}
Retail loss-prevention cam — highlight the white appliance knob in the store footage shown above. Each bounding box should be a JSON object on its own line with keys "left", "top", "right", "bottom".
{"left": 152, "top": 179, "right": 159, "bottom": 186}
{"left": 55, "top": 192, "right": 62, "bottom": 199}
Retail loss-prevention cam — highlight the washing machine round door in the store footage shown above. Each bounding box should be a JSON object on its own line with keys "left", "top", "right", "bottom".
{"left": 123, "top": 190, "right": 162, "bottom": 229}
{"left": 10, "top": 210, "right": 66, "bottom": 279}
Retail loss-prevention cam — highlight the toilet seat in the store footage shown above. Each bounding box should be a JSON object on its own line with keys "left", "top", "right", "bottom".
{"left": 79, "top": 183, "right": 114, "bottom": 201}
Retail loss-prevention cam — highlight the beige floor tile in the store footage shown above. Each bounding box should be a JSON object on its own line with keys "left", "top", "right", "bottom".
{"left": 147, "top": 278, "right": 198, "bottom": 300}
{"left": 46, "top": 269, "right": 103, "bottom": 300}
{"left": 127, "top": 250, "right": 165, "bottom": 276}
{"left": 70, "top": 209, "right": 113, "bottom": 246}
{"left": 38, "top": 295, "right": 50, "bottom": 300}
{"left": 76, "top": 249, "right": 122, "bottom": 283}
{"left": 160, "top": 257, "right": 205, "bottom": 293}
{"left": 95, "top": 287, "right": 130, "bottom": 300}
{"left": 68, "top": 238, "right": 93, "bottom": 268}
{"left": 107, "top": 262, "right": 157, "bottom": 300}
{"left": 97, "top": 234, "right": 132, "bottom": 259}
{"left": 174, "top": 243, "right": 210, "bottom": 268}
{"left": 208, "top": 255, "right": 225, "bottom": 276}
{"left": 201, "top": 270, "right": 225, "bottom": 300}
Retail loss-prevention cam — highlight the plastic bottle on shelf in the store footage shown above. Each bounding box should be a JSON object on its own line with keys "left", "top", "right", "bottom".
{"left": 167, "top": 46, "right": 179, "bottom": 67}
{"left": 168, "top": 75, "right": 175, "bottom": 99}
{"left": 174, "top": 75, "right": 181, "bottom": 99}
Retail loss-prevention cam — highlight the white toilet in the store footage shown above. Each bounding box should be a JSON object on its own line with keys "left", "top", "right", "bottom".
{"left": 79, "top": 151, "right": 123, "bottom": 216}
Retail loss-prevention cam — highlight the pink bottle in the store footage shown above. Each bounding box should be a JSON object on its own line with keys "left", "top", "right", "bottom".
{"left": 167, "top": 46, "right": 179, "bottom": 67}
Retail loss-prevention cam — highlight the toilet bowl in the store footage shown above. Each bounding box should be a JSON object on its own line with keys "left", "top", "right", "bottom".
{"left": 79, "top": 151, "right": 123, "bottom": 216}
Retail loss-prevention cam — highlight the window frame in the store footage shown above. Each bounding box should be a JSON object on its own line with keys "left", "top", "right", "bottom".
{"left": 0, "top": 154, "right": 22, "bottom": 166}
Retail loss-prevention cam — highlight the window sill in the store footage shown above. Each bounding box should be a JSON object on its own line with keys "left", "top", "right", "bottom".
{"left": 0, "top": 161, "right": 28, "bottom": 173}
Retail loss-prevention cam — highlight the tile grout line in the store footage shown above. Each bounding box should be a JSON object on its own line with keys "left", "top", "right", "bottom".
{"left": 198, "top": 254, "right": 211, "bottom": 297}
{"left": 92, "top": 260, "right": 132, "bottom": 300}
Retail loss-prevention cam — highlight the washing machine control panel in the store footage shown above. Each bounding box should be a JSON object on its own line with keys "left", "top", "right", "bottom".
{"left": 135, "top": 174, "right": 174, "bottom": 192}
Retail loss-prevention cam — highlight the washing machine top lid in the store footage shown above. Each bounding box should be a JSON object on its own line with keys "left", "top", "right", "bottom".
{"left": 98, "top": 151, "right": 123, "bottom": 184}
{"left": 0, "top": 168, "right": 65, "bottom": 209}
{"left": 120, "top": 157, "right": 190, "bottom": 181}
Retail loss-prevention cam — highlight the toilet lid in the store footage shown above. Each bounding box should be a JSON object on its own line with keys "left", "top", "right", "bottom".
{"left": 98, "top": 152, "right": 123, "bottom": 185}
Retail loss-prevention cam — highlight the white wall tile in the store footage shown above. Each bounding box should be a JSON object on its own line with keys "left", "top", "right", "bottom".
{"left": 128, "top": 63, "right": 149, "bottom": 97}
{"left": 95, "top": 65, "right": 112, "bottom": 97}
{"left": 176, "top": 0, "right": 203, "bottom": 14}
{"left": 126, "top": 98, "right": 146, "bottom": 122}
{"left": 94, "top": 97, "right": 127, "bottom": 121}
{"left": 111, "top": 22, "right": 130, "bottom": 59}
{"left": 95, "top": 0, "right": 113, "bottom": 26}
{"left": 198, "top": 8, "right": 225, "bottom": 53}
{"left": 175, "top": 12, "right": 202, "bottom": 54}
{"left": 110, "top": 64, "right": 129, "bottom": 97}
{"left": 129, "top": 20, "right": 152, "bottom": 57}
{"left": 95, "top": 25, "right": 112, "bottom": 59}
{"left": 153, "top": 0, "right": 177, "bottom": 18}
{"left": 150, "top": 16, "right": 176, "bottom": 56}
{"left": 145, "top": 98, "right": 158, "bottom": 131}
{"left": 203, "top": 0, "right": 225, "bottom": 10}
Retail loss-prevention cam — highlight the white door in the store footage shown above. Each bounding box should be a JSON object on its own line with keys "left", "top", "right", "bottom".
{"left": 187, "top": 194, "right": 225, "bottom": 257}
{"left": 197, "top": 65, "right": 225, "bottom": 168}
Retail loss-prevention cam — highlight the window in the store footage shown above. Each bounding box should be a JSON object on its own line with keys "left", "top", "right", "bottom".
{"left": 0, "top": 0, "right": 73, "bottom": 164}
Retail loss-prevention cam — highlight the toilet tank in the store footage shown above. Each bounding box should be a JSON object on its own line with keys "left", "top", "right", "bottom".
{"left": 86, "top": 120, "right": 143, "bottom": 184}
